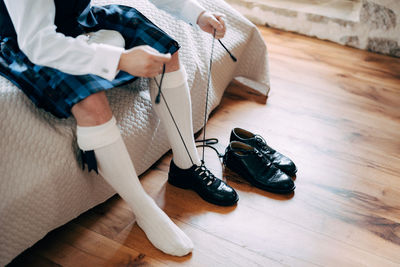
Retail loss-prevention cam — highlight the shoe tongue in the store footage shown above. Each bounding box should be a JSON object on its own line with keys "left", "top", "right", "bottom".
{"left": 246, "top": 136, "right": 260, "bottom": 147}
{"left": 252, "top": 135, "right": 272, "bottom": 150}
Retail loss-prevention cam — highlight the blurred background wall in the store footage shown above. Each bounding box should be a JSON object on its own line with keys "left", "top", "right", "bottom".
{"left": 226, "top": 0, "right": 400, "bottom": 57}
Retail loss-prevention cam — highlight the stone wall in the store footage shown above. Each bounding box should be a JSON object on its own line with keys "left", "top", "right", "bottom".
{"left": 226, "top": 0, "right": 400, "bottom": 57}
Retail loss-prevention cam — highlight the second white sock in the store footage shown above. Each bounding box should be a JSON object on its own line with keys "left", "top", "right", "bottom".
{"left": 77, "top": 117, "right": 193, "bottom": 256}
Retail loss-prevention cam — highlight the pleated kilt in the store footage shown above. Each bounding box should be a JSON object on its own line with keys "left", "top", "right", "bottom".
{"left": 0, "top": 5, "right": 180, "bottom": 118}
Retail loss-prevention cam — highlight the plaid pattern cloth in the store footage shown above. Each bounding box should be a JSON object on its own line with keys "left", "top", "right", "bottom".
{"left": 0, "top": 5, "right": 180, "bottom": 119}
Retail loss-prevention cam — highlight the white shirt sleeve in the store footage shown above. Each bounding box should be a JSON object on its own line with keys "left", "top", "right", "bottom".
{"left": 149, "top": 0, "right": 206, "bottom": 26}
{"left": 4, "top": 0, "right": 123, "bottom": 81}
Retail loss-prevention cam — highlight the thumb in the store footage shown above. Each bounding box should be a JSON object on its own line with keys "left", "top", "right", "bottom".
{"left": 213, "top": 12, "right": 226, "bottom": 19}
{"left": 144, "top": 45, "right": 171, "bottom": 61}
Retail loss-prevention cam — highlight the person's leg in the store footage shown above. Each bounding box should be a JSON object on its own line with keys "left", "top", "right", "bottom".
{"left": 150, "top": 52, "right": 239, "bottom": 206}
{"left": 150, "top": 52, "right": 201, "bottom": 169}
{"left": 71, "top": 92, "right": 193, "bottom": 256}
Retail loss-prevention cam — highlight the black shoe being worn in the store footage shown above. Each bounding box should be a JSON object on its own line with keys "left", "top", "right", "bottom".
{"left": 230, "top": 128, "right": 297, "bottom": 177}
{"left": 168, "top": 160, "right": 239, "bottom": 206}
{"left": 223, "top": 141, "right": 295, "bottom": 194}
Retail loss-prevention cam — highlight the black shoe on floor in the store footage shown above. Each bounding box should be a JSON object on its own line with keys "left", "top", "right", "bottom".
{"left": 223, "top": 141, "right": 295, "bottom": 194}
{"left": 230, "top": 128, "right": 297, "bottom": 177}
{"left": 168, "top": 160, "right": 239, "bottom": 206}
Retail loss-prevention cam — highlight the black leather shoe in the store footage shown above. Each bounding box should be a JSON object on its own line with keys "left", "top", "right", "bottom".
{"left": 168, "top": 160, "right": 239, "bottom": 206}
{"left": 230, "top": 128, "right": 297, "bottom": 177}
{"left": 223, "top": 141, "right": 295, "bottom": 194}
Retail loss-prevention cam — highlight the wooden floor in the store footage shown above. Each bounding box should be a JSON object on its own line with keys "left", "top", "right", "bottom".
{"left": 8, "top": 27, "right": 400, "bottom": 267}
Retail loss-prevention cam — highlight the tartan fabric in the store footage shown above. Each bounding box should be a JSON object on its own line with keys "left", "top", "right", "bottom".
{"left": 0, "top": 5, "right": 180, "bottom": 119}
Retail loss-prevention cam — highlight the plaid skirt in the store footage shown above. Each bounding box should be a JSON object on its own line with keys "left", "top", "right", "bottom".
{"left": 0, "top": 5, "right": 180, "bottom": 119}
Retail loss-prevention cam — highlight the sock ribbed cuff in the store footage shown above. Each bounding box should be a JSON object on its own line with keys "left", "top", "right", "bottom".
{"left": 155, "top": 65, "right": 187, "bottom": 89}
{"left": 76, "top": 116, "right": 121, "bottom": 151}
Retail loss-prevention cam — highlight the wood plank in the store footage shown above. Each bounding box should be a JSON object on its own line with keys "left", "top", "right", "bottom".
{"left": 8, "top": 26, "right": 400, "bottom": 267}
{"left": 124, "top": 164, "right": 400, "bottom": 266}
{"left": 72, "top": 195, "right": 135, "bottom": 240}
{"left": 113, "top": 214, "right": 283, "bottom": 267}
{"left": 34, "top": 223, "right": 166, "bottom": 267}
{"left": 225, "top": 79, "right": 268, "bottom": 104}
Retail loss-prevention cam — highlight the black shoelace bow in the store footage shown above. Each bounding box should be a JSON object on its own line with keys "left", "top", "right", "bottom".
{"left": 154, "top": 29, "right": 237, "bottom": 184}
{"left": 253, "top": 148, "right": 272, "bottom": 166}
{"left": 194, "top": 163, "right": 217, "bottom": 186}
{"left": 254, "top": 135, "right": 275, "bottom": 154}
{"left": 222, "top": 146, "right": 272, "bottom": 168}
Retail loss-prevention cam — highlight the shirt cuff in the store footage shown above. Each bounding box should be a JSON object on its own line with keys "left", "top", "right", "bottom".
{"left": 91, "top": 43, "right": 124, "bottom": 81}
{"left": 181, "top": 0, "right": 206, "bottom": 26}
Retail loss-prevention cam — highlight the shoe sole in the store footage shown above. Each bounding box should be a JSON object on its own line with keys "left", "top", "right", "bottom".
{"left": 292, "top": 167, "right": 298, "bottom": 177}
{"left": 168, "top": 174, "right": 239, "bottom": 207}
{"left": 224, "top": 164, "right": 295, "bottom": 194}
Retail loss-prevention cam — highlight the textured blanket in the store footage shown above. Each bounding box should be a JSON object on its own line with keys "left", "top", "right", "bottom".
{"left": 0, "top": 0, "right": 269, "bottom": 265}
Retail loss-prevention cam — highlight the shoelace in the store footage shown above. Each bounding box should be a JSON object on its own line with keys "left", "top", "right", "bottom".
{"left": 253, "top": 148, "right": 272, "bottom": 167}
{"left": 194, "top": 161, "right": 217, "bottom": 186}
{"left": 81, "top": 30, "right": 235, "bottom": 173}
{"left": 221, "top": 145, "right": 272, "bottom": 168}
{"left": 154, "top": 64, "right": 166, "bottom": 104}
{"left": 154, "top": 29, "right": 236, "bottom": 168}
{"left": 201, "top": 29, "right": 216, "bottom": 163}
{"left": 254, "top": 135, "right": 274, "bottom": 154}
{"left": 195, "top": 138, "right": 224, "bottom": 159}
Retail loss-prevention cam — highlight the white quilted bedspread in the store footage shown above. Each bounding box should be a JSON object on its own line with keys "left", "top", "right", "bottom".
{"left": 0, "top": 0, "right": 269, "bottom": 265}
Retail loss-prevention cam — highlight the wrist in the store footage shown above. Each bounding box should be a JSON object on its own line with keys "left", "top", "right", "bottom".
{"left": 118, "top": 51, "right": 127, "bottom": 71}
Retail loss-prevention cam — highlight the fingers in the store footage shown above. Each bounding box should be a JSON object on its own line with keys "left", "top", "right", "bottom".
{"left": 215, "top": 15, "right": 226, "bottom": 39}
{"left": 151, "top": 53, "right": 170, "bottom": 75}
{"left": 209, "top": 15, "right": 222, "bottom": 33}
{"left": 148, "top": 59, "right": 167, "bottom": 76}
{"left": 144, "top": 46, "right": 171, "bottom": 75}
{"left": 208, "top": 13, "right": 226, "bottom": 39}
{"left": 197, "top": 11, "right": 228, "bottom": 39}
{"left": 150, "top": 65, "right": 164, "bottom": 77}
{"left": 145, "top": 62, "right": 164, "bottom": 77}
{"left": 138, "top": 46, "right": 171, "bottom": 77}
{"left": 119, "top": 45, "right": 173, "bottom": 77}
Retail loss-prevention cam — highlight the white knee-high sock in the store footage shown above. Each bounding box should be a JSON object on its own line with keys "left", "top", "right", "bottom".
{"left": 76, "top": 117, "right": 193, "bottom": 256}
{"left": 150, "top": 65, "right": 201, "bottom": 169}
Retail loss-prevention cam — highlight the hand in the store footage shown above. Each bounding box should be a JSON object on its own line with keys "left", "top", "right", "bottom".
{"left": 118, "top": 45, "right": 171, "bottom": 77}
{"left": 197, "top": 11, "right": 226, "bottom": 39}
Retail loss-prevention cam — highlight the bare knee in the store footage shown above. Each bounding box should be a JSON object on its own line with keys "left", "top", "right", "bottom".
{"left": 165, "top": 51, "right": 180, "bottom": 73}
{"left": 71, "top": 91, "right": 112, "bottom": 126}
